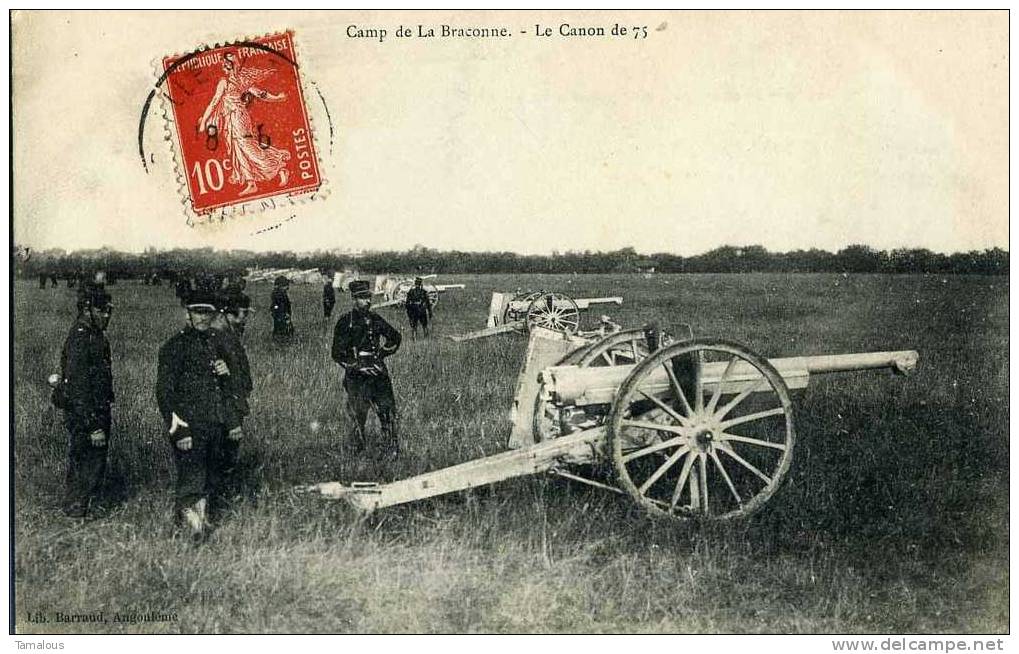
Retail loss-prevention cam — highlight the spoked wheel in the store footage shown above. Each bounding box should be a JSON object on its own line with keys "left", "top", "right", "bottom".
{"left": 606, "top": 339, "right": 795, "bottom": 522}
{"left": 578, "top": 327, "right": 673, "bottom": 367}
{"left": 504, "top": 291, "right": 542, "bottom": 324}
{"left": 426, "top": 286, "right": 440, "bottom": 306}
{"left": 526, "top": 292, "right": 580, "bottom": 335}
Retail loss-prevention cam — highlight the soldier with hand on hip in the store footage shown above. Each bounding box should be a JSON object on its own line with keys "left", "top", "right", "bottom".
{"left": 155, "top": 289, "right": 237, "bottom": 541}
{"left": 404, "top": 277, "right": 433, "bottom": 339}
{"left": 331, "top": 280, "right": 402, "bottom": 459}
{"left": 53, "top": 283, "right": 114, "bottom": 518}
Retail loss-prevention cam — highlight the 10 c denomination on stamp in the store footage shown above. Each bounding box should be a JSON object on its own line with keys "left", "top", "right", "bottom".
{"left": 161, "top": 31, "right": 322, "bottom": 219}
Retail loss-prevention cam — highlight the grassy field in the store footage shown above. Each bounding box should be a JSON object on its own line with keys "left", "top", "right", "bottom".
{"left": 11, "top": 272, "right": 1008, "bottom": 633}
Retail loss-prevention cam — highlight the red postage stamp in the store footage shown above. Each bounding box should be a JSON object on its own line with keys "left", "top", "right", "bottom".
{"left": 161, "top": 32, "right": 322, "bottom": 217}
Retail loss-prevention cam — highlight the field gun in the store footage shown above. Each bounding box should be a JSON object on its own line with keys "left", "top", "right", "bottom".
{"left": 299, "top": 326, "right": 918, "bottom": 523}
{"left": 448, "top": 290, "right": 624, "bottom": 342}
{"left": 372, "top": 274, "right": 467, "bottom": 309}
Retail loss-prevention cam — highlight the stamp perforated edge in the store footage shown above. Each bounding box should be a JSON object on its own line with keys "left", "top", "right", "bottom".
{"left": 153, "top": 29, "right": 331, "bottom": 229}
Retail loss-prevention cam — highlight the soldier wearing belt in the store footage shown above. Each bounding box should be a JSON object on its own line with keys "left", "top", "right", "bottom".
{"left": 155, "top": 289, "right": 237, "bottom": 540}
{"left": 404, "top": 277, "right": 433, "bottom": 339}
{"left": 331, "top": 280, "right": 402, "bottom": 457}
{"left": 56, "top": 284, "right": 114, "bottom": 518}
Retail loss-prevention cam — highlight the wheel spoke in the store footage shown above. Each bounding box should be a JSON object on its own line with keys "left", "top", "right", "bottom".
{"left": 600, "top": 351, "right": 614, "bottom": 365}
{"left": 719, "top": 407, "right": 786, "bottom": 430}
{"left": 670, "top": 452, "right": 696, "bottom": 510}
{"left": 718, "top": 443, "right": 773, "bottom": 485}
{"left": 620, "top": 419, "right": 687, "bottom": 437}
{"left": 694, "top": 351, "right": 705, "bottom": 415}
{"left": 638, "top": 390, "right": 694, "bottom": 428}
{"left": 663, "top": 362, "right": 695, "bottom": 417}
{"left": 709, "top": 449, "right": 743, "bottom": 506}
{"left": 621, "top": 434, "right": 686, "bottom": 463}
{"left": 706, "top": 355, "right": 738, "bottom": 415}
{"left": 698, "top": 453, "right": 709, "bottom": 513}
{"left": 718, "top": 431, "right": 787, "bottom": 451}
{"left": 638, "top": 445, "right": 690, "bottom": 494}
{"left": 714, "top": 377, "right": 768, "bottom": 421}
{"left": 630, "top": 340, "right": 640, "bottom": 362}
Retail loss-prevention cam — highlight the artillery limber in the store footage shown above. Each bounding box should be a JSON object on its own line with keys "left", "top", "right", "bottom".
{"left": 448, "top": 290, "right": 624, "bottom": 342}
{"left": 300, "top": 326, "right": 918, "bottom": 523}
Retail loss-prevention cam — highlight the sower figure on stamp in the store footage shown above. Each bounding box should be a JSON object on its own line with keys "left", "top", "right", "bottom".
{"left": 155, "top": 289, "right": 237, "bottom": 541}
{"left": 322, "top": 274, "right": 336, "bottom": 319}
{"left": 405, "top": 277, "right": 433, "bottom": 339}
{"left": 270, "top": 275, "right": 294, "bottom": 342}
{"left": 208, "top": 290, "right": 254, "bottom": 514}
{"left": 197, "top": 51, "right": 291, "bottom": 197}
{"left": 55, "top": 284, "right": 114, "bottom": 518}
{"left": 332, "top": 280, "right": 402, "bottom": 459}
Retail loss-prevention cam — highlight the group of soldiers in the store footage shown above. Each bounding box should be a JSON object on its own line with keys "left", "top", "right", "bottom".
{"left": 53, "top": 272, "right": 408, "bottom": 542}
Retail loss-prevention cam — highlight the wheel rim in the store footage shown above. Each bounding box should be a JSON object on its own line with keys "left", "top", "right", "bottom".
{"left": 607, "top": 339, "right": 795, "bottom": 522}
{"left": 525, "top": 292, "right": 580, "bottom": 334}
{"left": 577, "top": 327, "right": 673, "bottom": 367}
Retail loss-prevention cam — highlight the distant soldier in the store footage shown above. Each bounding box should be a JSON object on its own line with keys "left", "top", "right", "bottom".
{"left": 322, "top": 275, "right": 336, "bottom": 319}
{"left": 270, "top": 276, "right": 293, "bottom": 342}
{"left": 331, "top": 280, "right": 402, "bottom": 457}
{"left": 155, "top": 289, "right": 236, "bottom": 540}
{"left": 55, "top": 284, "right": 114, "bottom": 518}
{"left": 174, "top": 274, "right": 192, "bottom": 305}
{"left": 38, "top": 272, "right": 47, "bottom": 289}
{"left": 49, "top": 274, "right": 58, "bottom": 288}
{"left": 404, "top": 277, "right": 433, "bottom": 338}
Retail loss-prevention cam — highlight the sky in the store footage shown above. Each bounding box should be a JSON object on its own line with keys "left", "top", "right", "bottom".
{"left": 12, "top": 10, "right": 1009, "bottom": 255}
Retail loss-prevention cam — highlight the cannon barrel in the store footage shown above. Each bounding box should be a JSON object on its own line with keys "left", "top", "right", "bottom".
{"left": 543, "top": 350, "right": 919, "bottom": 407}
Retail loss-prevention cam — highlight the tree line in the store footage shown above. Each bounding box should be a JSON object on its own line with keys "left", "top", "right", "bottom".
{"left": 13, "top": 244, "right": 1009, "bottom": 280}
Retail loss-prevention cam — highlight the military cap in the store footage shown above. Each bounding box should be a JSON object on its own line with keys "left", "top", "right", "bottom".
{"left": 414, "top": 277, "right": 423, "bottom": 284}
{"left": 184, "top": 288, "right": 219, "bottom": 312}
{"left": 76, "top": 283, "right": 113, "bottom": 312}
{"left": 348, "top": 280, "right": 372, "bottom": 298}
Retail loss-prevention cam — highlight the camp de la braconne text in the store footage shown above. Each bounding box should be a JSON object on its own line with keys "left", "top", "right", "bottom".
{"left": 346, "top": 22, "right": 650, "bottom": 43}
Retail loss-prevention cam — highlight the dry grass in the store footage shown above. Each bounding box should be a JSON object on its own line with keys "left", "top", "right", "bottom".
{"left": 12, "top": 273, "right": 1008, "bottom": 633}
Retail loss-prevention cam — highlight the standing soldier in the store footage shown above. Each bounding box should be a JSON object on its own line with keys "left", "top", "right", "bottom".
{"left": 270, "top": 276, "right": 293, "bottom": 342}
{"left": 404, "top": 277, "right": 433, "bottom": 339}
{"left": 331, "top": 280, "right": 402, "bottom": 458}
{"left": 208, "top": 290, "right": 253, "bottom": 514}
{"left": 322, "top": 273, "right": 336, "bottom": 319}
{"left": 55, "top": 284, "right": 114, "bottom": 518}
{"left": 155, "top": 289, "right": 236, "bottom": 540}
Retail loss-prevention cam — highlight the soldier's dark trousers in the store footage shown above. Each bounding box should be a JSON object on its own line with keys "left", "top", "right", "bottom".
{"left": 407, "top": 308, "right": 429, "bottom": 332}
{"left": 64, "top": 412, "right": 110, "bottom": 517}
{"left": 343, "top": 373, "right": 398, "bottom": 452}
{"left": 171, "top": 422, "right": 236, "bottom": 514}
{"left": 323, "top": 298, "right": 335, "bottom": 318}
{"left": 272, "top": 315, "right": 293, "bottom": 340}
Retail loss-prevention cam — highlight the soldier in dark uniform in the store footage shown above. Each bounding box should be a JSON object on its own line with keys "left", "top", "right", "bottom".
{"left": 56, "top": 284, "right": 114, "bottom": 518}
{"left": 331, "top": 280, "right": 402, "bottom": 457}
{"left": 209, "top": 290, "right": 253, "bottom": 513}
{"left": 322, "top": 274, "right": 336, "bottom": 319}
{"left": 404, "top": 277, "right": 433, "bottom": 339}
{"left": 270, "top": 276, "right": 293, "bottom": 342}
{"left": 155, "top": 289, "right": 236, "bottom": 540}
